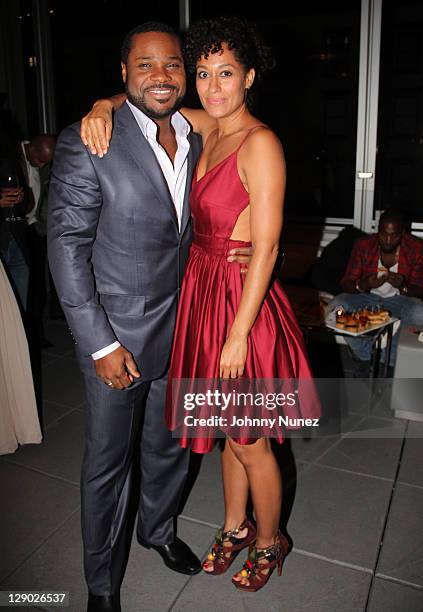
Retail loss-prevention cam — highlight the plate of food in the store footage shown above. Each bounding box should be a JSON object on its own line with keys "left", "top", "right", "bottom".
{"left": 325, "top": 306, "right": 398, "bottom": 336}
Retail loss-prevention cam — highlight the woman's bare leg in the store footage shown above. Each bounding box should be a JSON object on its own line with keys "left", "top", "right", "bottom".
{"left": 203, "top": 439, "right": 250, "bottom": 571}
{"left": 222, "top": 437, "right": 250, "bottom": 528}
{"left": 228, "top": 437, "right": 282, "bottom": 585}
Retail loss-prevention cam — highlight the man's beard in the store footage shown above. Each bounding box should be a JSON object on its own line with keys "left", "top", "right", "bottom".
{"left": 379, "top": 244, "right": 399, "bottom": 254}
{"left": 125, "top": 83, "right": 185, "bottom": 119}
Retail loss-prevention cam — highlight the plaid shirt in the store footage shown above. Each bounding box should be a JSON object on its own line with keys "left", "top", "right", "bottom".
{"left": 342, "top": 233, "right": 423, "bottom": 289}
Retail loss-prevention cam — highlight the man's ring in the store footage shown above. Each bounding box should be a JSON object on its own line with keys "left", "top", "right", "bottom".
{"left": 106, "top": 381, "right": 113, "bottom": 387}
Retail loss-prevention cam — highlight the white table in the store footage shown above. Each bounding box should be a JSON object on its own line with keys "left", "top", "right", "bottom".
{"left": 391, "top": 326, "right": 423, "bottom": 422}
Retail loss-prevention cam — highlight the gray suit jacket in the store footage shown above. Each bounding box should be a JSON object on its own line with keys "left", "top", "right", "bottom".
{"left": 47, "top": 104, "right": 202, "bottom": 380}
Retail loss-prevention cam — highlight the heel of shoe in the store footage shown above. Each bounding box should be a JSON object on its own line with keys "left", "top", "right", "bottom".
{"left": 277, "top": 531, "right": 290, "bottom": 576}
{"left": 277, "top": 556, "right": 283, "bottom": 576}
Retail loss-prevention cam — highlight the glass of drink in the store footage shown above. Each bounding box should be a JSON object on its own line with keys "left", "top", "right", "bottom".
{"left": 2, "top": 174, "right": 22, "bottom": 222}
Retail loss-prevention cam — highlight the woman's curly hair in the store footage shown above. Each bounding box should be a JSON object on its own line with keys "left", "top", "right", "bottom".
{"left": 183, "top": 16, "right": 275, "bottom": 80}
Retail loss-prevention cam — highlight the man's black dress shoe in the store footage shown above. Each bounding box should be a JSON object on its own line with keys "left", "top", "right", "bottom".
{"left": 138, "top": 535, "right": 202, "bottom": 575}
{"left": 87, "top": 593, "right": 121, "bottom": 612}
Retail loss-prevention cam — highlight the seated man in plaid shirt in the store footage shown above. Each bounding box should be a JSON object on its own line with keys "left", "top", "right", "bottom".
{"left": 331, "top": 208, "right": 423, "bottom": 375}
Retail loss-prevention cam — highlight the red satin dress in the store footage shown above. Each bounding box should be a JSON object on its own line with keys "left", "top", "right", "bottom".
{"left": 165, "top": 132, "right": 321, "bottom": 453}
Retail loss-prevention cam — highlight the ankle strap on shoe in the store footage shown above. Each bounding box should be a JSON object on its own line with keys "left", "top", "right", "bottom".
{"left": 210, "top": 520, "right": 251, "bottom": 559}
{"left": 240, "top": 542, "right": 281, "bottom": 578}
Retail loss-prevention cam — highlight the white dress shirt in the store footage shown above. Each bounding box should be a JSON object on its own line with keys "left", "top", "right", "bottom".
{"left": 21, "top": 142, "right": 41, "bottom": 226}
{"left": 371, "top": 258, "right": 400, "bottom": 298}
{"left": 92, "top": 102, "right": 191, "bottom": 360}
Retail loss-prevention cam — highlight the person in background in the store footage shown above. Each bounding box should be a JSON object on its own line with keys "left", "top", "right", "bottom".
{"left": 0, "top": 134, "right": 55, "bottom": 313}
{"left": 20, "top": 134, "right": 57, "bottom": 347}
{"left": 0, "top": 156, "right": 30, "bottom": 310}
{"left": 0, "top": 257, "right": 42, "bottom": 455}
{"left": 331, "top": 208, "right": 423, "bottom": 375}
{"left": 21, "top": 135, "right": 56, "bottom": 231}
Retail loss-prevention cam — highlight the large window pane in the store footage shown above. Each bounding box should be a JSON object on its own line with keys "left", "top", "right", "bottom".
{"left": 190, "top": 1, "right": 361, "bottom": 221}
{"left": 375, "top": 0, "right": 423, "bottom": 223}
{"left": 50, "top": 0, "right": 180, "bottom": 130}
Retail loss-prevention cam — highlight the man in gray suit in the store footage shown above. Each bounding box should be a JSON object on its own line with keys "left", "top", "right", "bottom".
{"left": 48, "top": 22, "right": 224, "bottom": 612}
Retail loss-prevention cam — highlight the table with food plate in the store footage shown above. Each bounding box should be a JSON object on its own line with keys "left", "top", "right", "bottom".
{"left": 281, "top": 286, "right": 399, "bottom": 378}
{"left": 296, "top": 297, "right": 399, "bottom": 417}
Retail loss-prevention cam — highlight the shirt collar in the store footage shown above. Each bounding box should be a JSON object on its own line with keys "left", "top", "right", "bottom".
{"left": 126, "top": 100, "right": 190, "bottom": 141}
{"left": 20, "top": 141, "right": 36, "bottom": 172}
{"left": 21, "top": 141, "right": 30, "bottom": 163}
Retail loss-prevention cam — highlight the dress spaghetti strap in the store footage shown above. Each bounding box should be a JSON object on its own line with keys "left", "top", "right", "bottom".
{"left": 234, "top": 125, "right": 268, "bottom": 154}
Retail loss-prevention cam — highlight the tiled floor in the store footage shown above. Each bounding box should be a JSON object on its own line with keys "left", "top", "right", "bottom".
{"left": 1, "top": 320, "right": 423, "bottom": 611}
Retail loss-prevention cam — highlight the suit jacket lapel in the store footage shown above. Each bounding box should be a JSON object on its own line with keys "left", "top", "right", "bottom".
{"left": 114, "top": 104, "right": 178, "bottom": 227}
{"left": 180, "top": 132, "right": 201, "bottom": 237}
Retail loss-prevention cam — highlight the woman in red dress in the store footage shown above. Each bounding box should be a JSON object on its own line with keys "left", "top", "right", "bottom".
{"left": 166, "top": 17, "right": 322, "bottom": 591}
{"left": 81, "top": 16, "right": 321, "bottom": 592}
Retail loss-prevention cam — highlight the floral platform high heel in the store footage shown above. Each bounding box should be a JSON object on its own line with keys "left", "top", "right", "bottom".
{"left": 203, "top": 518, "right": 256, "bottom": 575}
{"left": 232, "top": 530, "right": 290, "bottom": 592}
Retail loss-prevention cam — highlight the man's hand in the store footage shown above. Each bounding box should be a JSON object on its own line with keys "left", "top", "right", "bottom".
{"left": 360, "top": 273, "right": 387, "bottom": 291}
{"left": 227, "top": 246, "right": 253, "bottom": 275}
{"left": 0, "top": 187, "right": 24, "bottom": 208}
{"left": 387, "top": 271, "right": 404, "bottom": 288}
{"left": 80, "top": 99, "right": 114, "bottom": 157}
{"left": 94, "top": 346, "right": 140, "bottom": 389}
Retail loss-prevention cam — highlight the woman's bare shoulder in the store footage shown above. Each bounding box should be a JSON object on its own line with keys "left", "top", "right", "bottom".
{"left": 247, "top": 124, "right": 282, "bottom": 145}
{"left": 241, "top": 125, "right": 285, "bottom": 164}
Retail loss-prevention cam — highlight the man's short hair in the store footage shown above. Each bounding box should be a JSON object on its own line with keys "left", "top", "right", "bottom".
{"left": 378, "top": 208, "right": 408, "bottom": 231}
{"left": 121, "top": 22, "right": 181, "bottom": 65}
{"left": 31, "top": 133, "right": 56, "bottom": 152}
